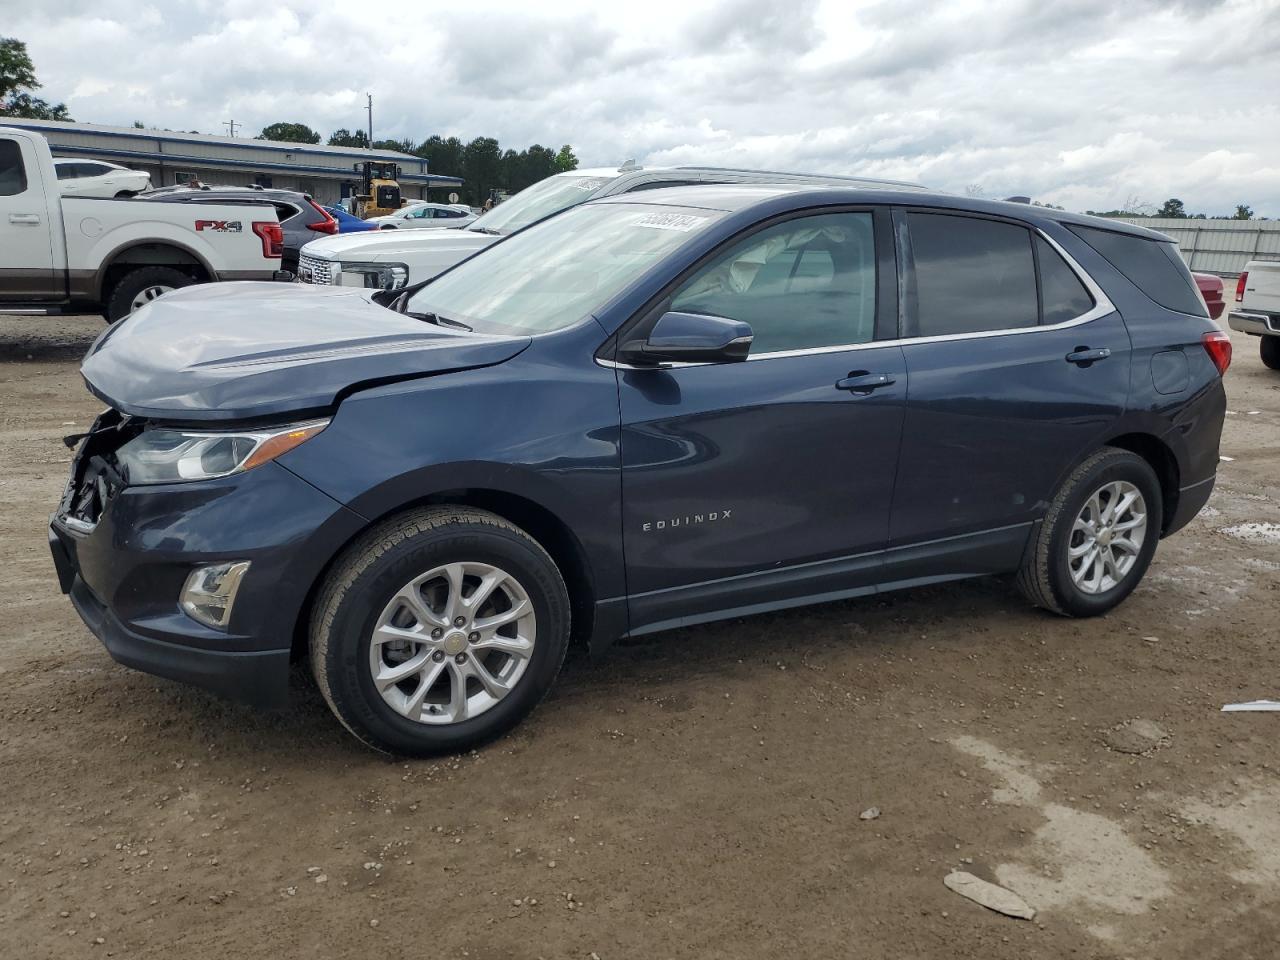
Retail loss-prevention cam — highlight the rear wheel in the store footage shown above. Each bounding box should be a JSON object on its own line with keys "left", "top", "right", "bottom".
{"left": 310, "top": 507, "right": 570, "bottom": 755}
{"left": 1017, "top": 447, "right": 1162, "bottom": 617}
{"left": 105, "top": 266, "right": 193, "bottom": 322}
{"left": 1260, "top": 336, "right": 1280, "bottom": 371}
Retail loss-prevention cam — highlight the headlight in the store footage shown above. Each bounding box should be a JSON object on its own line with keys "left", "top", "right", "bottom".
{"left": 336, "top": 261, "right": 408, "bottom": 290}
{"left": 115, "top": 419, "right": 329, "bottom": 484}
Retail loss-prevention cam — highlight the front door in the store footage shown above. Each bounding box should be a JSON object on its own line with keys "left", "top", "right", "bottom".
{"left": 617, "top": 209, "right": 907, "bottom": 633}
{"left": 887, "top": 211, "right": 1129, "bottom": 573}
{"left": 0, "top": 136, "right": 57, "bottom": 301}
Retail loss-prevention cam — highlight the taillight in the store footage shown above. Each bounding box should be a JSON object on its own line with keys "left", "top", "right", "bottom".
{"left": 306, "top": 198, "right": 338, "bottom": 234}
{"left": 1202, "top": 330, "right": 1232, "bottom": 376}
{"left": 251, "top": 221, "right": 284, "bottom": 259}
{"left": 1235, "top": 272, "right": 1248, "bottom": 302}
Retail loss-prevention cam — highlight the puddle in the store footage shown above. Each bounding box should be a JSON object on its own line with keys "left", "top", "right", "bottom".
{"left": 1219, "top": 523, "right": 1280, "bottom": 545}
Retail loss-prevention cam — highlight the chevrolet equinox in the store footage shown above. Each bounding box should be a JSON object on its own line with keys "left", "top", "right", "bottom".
{"left": 50, "top": 185, "right": 1230, "bottom": 755}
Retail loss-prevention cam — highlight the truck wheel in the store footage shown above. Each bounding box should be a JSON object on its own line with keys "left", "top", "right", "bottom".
{"left": 105, "top": 266, "right": 193, "bottom": 322}
{"left": 310, "top": 506, "right": 570, "bottom": 756}
{"left": 1017, "top": 447, "right": 1162, "bottom": 618}
{"left": 1261, "top": 336, "right": 1280, "bottom": 371}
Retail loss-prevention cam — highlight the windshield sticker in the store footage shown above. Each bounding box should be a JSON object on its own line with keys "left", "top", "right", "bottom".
{"left": 573, "top": 178, "right": 610, "bottom": 191}
{"left": 632, "top": 212, "right": 709, "bottom": 232}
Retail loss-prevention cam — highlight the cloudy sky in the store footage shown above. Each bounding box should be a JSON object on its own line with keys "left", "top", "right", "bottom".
{"left": 5, "top": 0, "right": 1278, "bottom": 215}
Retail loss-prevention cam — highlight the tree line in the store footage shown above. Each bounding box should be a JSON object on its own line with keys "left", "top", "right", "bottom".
{"left": 258, "top": 122, "right": 578, "bottom": 206}
{"left": 1086, "top": 197, "right": 1259, "bottom": 220}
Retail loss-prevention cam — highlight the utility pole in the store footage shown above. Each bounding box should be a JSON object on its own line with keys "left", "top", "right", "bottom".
{"left": 366, "top": 94, "right": 373, "bottom": 149}
{"left": 223, "top": 119, "right": 240, "bottom": 137}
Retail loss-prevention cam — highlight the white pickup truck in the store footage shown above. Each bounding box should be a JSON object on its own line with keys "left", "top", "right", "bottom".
{"left": 0, "top": 126, "right": 286, "bottom": 321}
{"left": 1228, "top": 260, "right": 1280, "bottom": 370}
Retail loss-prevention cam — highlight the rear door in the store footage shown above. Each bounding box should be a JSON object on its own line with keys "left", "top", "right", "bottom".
{"left": 886, "top": 210, "right": 1129, "bottom": 575}
{"left": 0, "top": 135, "right": 58, "bottom": 300}
{"left": 617, "top": 208, "right": 907, "bottom": 632}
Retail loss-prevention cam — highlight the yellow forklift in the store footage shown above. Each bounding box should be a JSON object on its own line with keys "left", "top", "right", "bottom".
{"left": 350, "top": 160, "right": 403, "bottom": 219}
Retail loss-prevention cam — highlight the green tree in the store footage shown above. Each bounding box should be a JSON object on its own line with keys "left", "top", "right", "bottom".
{"left": 1233, "top": 204, "right": 1253, "bottom": 220}
{"left": 257, "top": 122, "right": 321, "bottom": 144}
{"left": 1156, "top": 198, "right": 1187, "bottom": 218}
{"left": 0, "top": 37, "right": 70, "bottom": 120}
{"left": 327, "top": 128, "right": 370, "bottom": 148}
{"left": 554, "top": 144, "right": 578, "bottom": 172}
{"left": 462, "top": 136, "right": 502, "bottom": 205}
{"left": 372, "top": 137, "right": 416, "bottom": 154}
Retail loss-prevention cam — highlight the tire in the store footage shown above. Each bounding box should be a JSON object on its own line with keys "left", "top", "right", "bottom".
{"left": 113, "top": 190, "right": 138, "bottom": 199}
{"left": 310, "top": 506, "right": 571, "bottom": 756}
{"left": 1017, "top": 447, "right": 1163, "bottom": 617}
{"left": 1261, "top": 336, "right": 1280, "bottom": 371}
{"left": 105, "top": 266, "right": 193, "bottom": 322}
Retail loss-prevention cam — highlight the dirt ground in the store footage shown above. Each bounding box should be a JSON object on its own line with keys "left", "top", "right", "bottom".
{"left": 1, "top": 313, "right": 1278, "bottom": 960}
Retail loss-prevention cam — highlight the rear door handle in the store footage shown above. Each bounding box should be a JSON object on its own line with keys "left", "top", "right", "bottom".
{"left": 1065, "top": 346, "right": 1111, "bottom": 366}
{"left": 836, "top": 371, "right": 897, "bottom": 393}
{"left": 8, "top": 213, "right": 40, "bottom": 225}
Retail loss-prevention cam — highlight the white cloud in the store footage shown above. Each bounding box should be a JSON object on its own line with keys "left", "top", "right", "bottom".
{"left": 4, "top": 0, "right": 1278, "bottom": 215}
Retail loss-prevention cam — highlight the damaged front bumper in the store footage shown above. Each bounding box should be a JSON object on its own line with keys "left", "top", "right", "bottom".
{"left": 49, "top": 412, "right": 367, "bottom": 707}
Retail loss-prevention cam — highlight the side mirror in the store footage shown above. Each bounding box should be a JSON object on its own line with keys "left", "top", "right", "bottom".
{"left": 620, "top": 311, "right": 753, "bottom": 366}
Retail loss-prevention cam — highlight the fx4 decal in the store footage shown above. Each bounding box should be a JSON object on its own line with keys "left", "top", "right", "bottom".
{"left": 195, "top": 220, "right": 244, "bottom": 233}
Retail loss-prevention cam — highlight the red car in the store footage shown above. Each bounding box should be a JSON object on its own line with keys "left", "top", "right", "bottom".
{"left": 1194, "top": 272, "right": 1225, "bottom": 320}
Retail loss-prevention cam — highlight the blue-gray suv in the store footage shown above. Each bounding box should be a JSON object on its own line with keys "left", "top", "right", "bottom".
{"left": 50, "top": 184, "right": 1230, "bottom": 754}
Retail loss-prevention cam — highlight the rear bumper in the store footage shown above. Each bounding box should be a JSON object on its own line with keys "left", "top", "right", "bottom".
{"left": 1166, "top": 474, "right": 1215, "bottom": 538}
{"left": 1228, "top": 310, "right": 1278, "bottom": 336}
{"left": 63, "top": 568, "right": 291, "bottom": 707}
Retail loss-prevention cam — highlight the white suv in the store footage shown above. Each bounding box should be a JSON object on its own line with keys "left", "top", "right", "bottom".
{"left": 298, "top": 164, "right": 925, "bottom": 290}
{"left": 53, "top": 158, "right": 152, "bottom": 198}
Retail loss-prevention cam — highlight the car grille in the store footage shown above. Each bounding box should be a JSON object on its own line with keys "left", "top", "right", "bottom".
{"left": 298, "top": 254, "right": 334, "bottom": 285}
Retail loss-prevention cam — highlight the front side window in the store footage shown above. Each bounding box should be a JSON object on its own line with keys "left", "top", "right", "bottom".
{"left": 906, "top": 213, "right": 1038, "bottom": 337}
{"left": 407, "top": 202, "right": 723, "bottom": 335}
{"left": 668, "top": 212, "right": 877, "bottom": 355}
{"left": 0, "top": 141, "right": 28, "bottom": 196}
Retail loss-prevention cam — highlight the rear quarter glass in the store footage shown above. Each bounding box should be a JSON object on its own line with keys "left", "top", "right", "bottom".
{"left": 1068, "top": 224, "right": 1206, "bottom": 317}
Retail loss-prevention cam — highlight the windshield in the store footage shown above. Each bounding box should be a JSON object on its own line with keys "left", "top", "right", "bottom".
{"left": 468, "top": 172, "right": 619, "bottom": 235}
{"left": 406, "top": 203, "right": 723, "bottom": 335}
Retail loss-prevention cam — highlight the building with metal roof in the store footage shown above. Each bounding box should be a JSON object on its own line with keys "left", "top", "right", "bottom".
{"left": 3, "top": 118, "right": 463, "bottom": 206}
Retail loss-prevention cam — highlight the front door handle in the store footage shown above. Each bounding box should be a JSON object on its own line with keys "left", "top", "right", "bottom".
{"left": 8, "top": 213, "right": 40, "bottom": 225}
{"left": 836, "top": 371, "right": 897, "bottom": 394}
{"left": 1065, "top": 346, "right": 1111, "bottom": 366}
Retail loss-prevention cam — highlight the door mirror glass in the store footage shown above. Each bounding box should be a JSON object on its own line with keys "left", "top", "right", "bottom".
{"left": 621, "top": 311, "right": 753, "bottom": 365}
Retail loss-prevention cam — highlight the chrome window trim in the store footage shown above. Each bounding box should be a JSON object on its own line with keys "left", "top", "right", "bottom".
{"left": 597, "top": 227, "right": 1114, "bottom": 371}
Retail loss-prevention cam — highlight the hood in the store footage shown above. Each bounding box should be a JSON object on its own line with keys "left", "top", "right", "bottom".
{"left": 300, "top": 227, "right": 498, "bottom": 263}
{"left": 81, "top": 282, "right": 530, "bottom": 423}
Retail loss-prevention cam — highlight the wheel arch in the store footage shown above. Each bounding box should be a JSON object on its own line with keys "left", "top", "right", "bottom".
{"left": 290, "top": 487, "right": 599, "bottom": 662}
{"left": 1099, "top": 431, "right": 1181, "bottom": 535}
{"left": 96, "top": 240, "right": 214, "bottom": 301}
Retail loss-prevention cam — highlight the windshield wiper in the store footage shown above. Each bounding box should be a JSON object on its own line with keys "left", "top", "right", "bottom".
{"left": 406, "top": 311, "right": 473, "bottom": 332}
{"left": 469, "top": 226, "right": 503, "bottom": 235}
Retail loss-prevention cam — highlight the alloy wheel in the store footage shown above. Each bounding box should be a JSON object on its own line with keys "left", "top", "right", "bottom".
{"left": 1067, "top": 480, "right": 1148, "bottom": 594}
{"left": 130, "top": 284, "right": 175, "bottom": 312}
{"left": 368, "top": 562, "right": 537, "bottom": 725}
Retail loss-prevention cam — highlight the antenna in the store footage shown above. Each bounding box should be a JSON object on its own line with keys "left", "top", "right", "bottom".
{"left": 223, "top": 119, "right": 240, "bottom": 137}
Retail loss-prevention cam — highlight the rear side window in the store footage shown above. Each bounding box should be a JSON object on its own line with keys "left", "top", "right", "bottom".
{"left": 1036, "top": 237, "right": 1095, "bottom": 324}
{"left": 1069, "top": 225, "right": 1206, "bottom": 317}
{"left": 0, "top": 140, "right": 28, "bottom": 196}
{"left": 906, "top": 213, "right": 1037, "bottom": 337}
{"left": 54, "top": 161, "right": 77, "bottom": 180}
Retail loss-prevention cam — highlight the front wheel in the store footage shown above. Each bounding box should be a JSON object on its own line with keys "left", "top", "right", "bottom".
{"left": 1260, "top": 336, "right": 1280, "bottom": 371}
{"left": 310, "top": 507, "right": 570, "bottom": 755}
{"left": 1017, "top": 447, "right": 1162, "bottom": 617}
